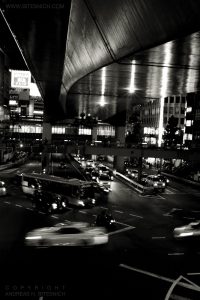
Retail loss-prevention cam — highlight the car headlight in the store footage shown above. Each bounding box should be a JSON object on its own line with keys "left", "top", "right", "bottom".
{"left": 25, "top": 235, "right": 42, "bottom": 240}
{"left": 78, "top": 200, "right": 84, "bottom": 206}
{"left": 166, "top": 179, "right": 169, "bottom": 183}
{"left": 1, "top": 181, "right": 5, "bottom": 185}
{"left": 162, "top": 183, "right": 165, "bottom": 187}
{"left": 52, "top": 203, "right": 57, "bottom": 209}
{"left": 2, "top": 187, "right": 6, "bottom": 192}
{"left": 92, "top": 176, "right": 96, "bottom": 180}
{"left": 154, "top": 183, "right": 158, "bottom": 186}
{"left": 62, "top": 201, "right": 66, "bottom": 207}
{"left": 92, "top": 199, "right": 95, "bottom": 204}
{"left": 110, "top": 176, "right": 114, "bottom": 180}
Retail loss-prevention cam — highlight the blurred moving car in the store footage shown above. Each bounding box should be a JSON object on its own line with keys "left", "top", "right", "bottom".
{"left": 25, "top": 222, "right": 108, "bottom": 247}
{"left": 0, "top": 181, "right": 7, "bottom": 196}
{"left": 32, "top": 190, "right": 67, "bottom": 213}
{"left": 62, "top": 194, "right": 96, "bottom": 208}
{"left": 174, "top": 220, "right": 200, "bottom": 239}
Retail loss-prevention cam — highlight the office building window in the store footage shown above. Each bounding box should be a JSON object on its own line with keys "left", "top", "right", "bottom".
{"left": 170, "top": 97, "right": 174, "bottom": 103}
{"left": 164, "top": 98, "right": 168, "bottom": 103}
{"left": 181, "top": 118, "right": 184, "bottom": 125}
{"left": 181, "top": 97, "right": 186, "bottom": 103}
{"left": 176, "top": 97, "right": 180, "bottom": 103}
{"left": 181, "top": 108, "right": 185, "bottom": 114}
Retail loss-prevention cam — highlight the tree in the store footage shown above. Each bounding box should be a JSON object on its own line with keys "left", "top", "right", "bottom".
{"left": 126, "top": 112, "right": 143, "bottom": 144}
{"left": 163, "top": 115, "right": 180, "bottom": 148}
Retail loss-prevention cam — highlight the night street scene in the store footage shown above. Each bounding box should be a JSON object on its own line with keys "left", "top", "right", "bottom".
{"left": 1, "top": 0, "right": 200, "bottom": 299}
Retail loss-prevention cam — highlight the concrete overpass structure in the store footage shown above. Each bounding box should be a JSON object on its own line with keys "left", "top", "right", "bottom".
{"left": 1, "top": 0, "right": 200, "bottom": 171}
{"left": 25, "top": 143, "right": 199, "bottom": 172}
{"left": 1, "top": 0, "right": 200, "bottom": 122}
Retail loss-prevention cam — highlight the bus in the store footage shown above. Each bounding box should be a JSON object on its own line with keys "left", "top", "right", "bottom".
{"left": 21, "top": 172, "right": 96, "bottom": 208}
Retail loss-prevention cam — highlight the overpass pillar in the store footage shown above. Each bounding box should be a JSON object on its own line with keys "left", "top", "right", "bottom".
{"left": 114, "top": 156, "right": 125, "bottom": 173}
{"left": 91, "top": 127, "right": 98, "bottom": 160}
{"left": 115, "top": 126, "right": 125, "bottom": 146}
{"left": 41, "top": 122, "right": 52, "bottom": 174}
{"left": 114, "top": 126, "right": 126, "bottom": 172}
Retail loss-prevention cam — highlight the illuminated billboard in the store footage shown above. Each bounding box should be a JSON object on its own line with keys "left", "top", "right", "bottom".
{"left": 11, "top": 70, "right": 31, "bottom": 88}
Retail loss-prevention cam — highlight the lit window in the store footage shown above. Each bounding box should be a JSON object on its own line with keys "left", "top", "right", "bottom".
{"left": 186, "top": 120, "right": 192, "bottom": 126}
{"left": 186, "top": 107, "right": 192, "bottom": 113}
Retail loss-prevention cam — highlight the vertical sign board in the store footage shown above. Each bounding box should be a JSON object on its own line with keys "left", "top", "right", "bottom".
{"left": 11, "top": 70, "right": 31, "bottom": 89}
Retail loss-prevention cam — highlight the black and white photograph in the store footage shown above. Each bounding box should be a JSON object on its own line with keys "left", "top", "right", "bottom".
{"left": 0, "top": 0, "right": 200, "bottom": 299}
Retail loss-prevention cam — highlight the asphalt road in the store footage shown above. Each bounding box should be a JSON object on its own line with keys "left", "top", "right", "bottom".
{"left": 0, "top": 160, "right": 200, "bottom": 299}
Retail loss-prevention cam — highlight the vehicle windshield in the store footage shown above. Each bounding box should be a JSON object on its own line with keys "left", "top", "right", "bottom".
{"left": 99, "top": 174, "right": 110, "bottom": 181}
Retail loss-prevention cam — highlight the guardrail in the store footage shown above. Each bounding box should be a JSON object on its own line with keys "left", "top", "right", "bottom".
{"left": 162, "top": 172, "right": 200, "bottom": 188}
{"left": 115, "top": 171, "right": 155, "bottom": 195}
{"left": 0, "top": 156, "right": 28, "bottom": 171}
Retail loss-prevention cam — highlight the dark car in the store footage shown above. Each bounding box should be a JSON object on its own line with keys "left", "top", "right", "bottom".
{"left": 157, "top": 175, "right": 170, "bottom": 186}
{"left": 32, "top": 190, "right": 67, "bottom": 214}
{"left": 95, "top": 210, "right": 115, "bottom": 230}
{"left": 11, "top": 172, "right": 23, "bottom": 185}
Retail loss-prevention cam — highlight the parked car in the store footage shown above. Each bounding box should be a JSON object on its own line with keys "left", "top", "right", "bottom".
{"left": 174, "top": 220, "right": 200, "bottom": 239}
{"left": 25, "top": 222, "right": 108, "bottom": 247}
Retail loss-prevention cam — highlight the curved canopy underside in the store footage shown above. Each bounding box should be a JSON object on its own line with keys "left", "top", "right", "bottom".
{"left": 1, "top": 0, "right": 200, "bottom": 122}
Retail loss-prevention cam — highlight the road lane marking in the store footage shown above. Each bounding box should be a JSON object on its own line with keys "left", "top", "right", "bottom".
{"left": 129, "top": 213, "right": 143, "bottom": 219}
{"left": 183, "top": 217, "right": 195, "bottom": 220}
{"left": 164, "top": 189, "right": 174, "bottom": 194}
{"left": 191, "top": 210, "right": 200, "bottom": 213}
{"left": 114, "top": 210, "right": 123, "bottom": 214}
{"left": 168, "top": 253, "right": 184, "bottom": 256}
{"left": 26, "top": 207, "right": 33, "bottom": 211}
{"left": 79, "top": 211, "right": 87, "bottom": 214}
{"left": 108, "top": 226, "right": 134, "bottom": 236}
{"left": 38, "top": 211, "right": 45, "bottom": 214}
{"left": 15, "top": 204, "right": 22, "bottom": 208}
{"left": 152, "top": 236, "right": 166, "bottom": 239}
{"left": 4, "top": 201, "right": 11, "bottom": 204}
{"left": 51, "top": 215, "right": 58, "bottom": 219}
{"left": 119, "top": 264, "right": 200, "bottom": 292}
{"left": 187, "top": 273, "right": 200, "bottom": 276}
{"left": 168, "top": 186, "right": 179, "bottom": 192}
{"left": 92, "top": 214, "right": 97, "bottom": 217}
{"left": 116, "top": 221, "right": 133, "bottom": 227}
{"left": 157, "top": 194, "right": 165, "bottom": 199}
{"left": 163, "top": 213, "right": 173, "bottom": 217}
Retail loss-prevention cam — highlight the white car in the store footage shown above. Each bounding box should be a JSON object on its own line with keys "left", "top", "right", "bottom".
{"left": 97, "top": 173, "right": 112, "bottom": 190}
{"left": 0, "top": 181, "right": 7, "bottom": 196}
{"left": 25, "top": 222, "right": 108, "bottom": 247}
{"left": 173, "top": 220, "right": 200, "bottom": 239}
